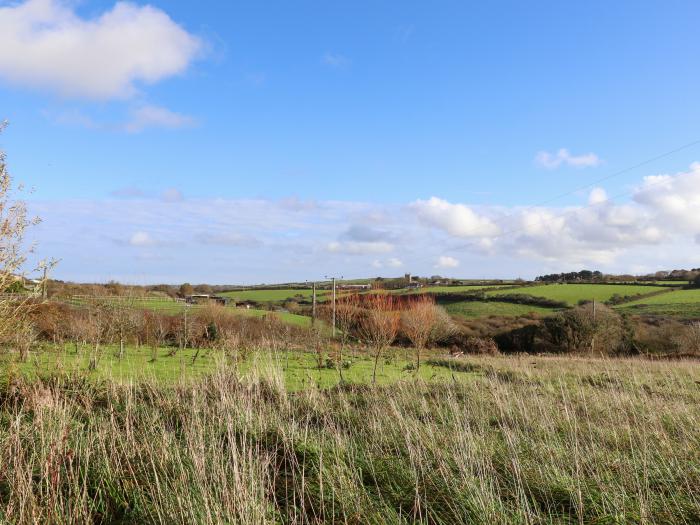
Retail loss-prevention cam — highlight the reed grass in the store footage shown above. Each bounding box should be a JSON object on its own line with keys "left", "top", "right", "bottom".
{"left": 1, "top": 355, "right": 698, "bottom": 524}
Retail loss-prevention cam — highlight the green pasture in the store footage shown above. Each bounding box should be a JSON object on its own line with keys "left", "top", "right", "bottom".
{"left": 5, "top": 345, "right": 467, "bottom": 390}
{"left": 615, "top": 288, "right": 700, "bottom": 318}
{"left": 443, "top": 300, "right": 556, "bottom": 318}
{"left": 488, "top": 283, "right": 669, "bottom": 306}
{"left": 400, "top": 284, "right": 516, "bottom": 294}
{"left": 220, "top": 288, "right": 324, "bottom": 302}
{"left": 62, "top": 297, "right": 313, "bottom": 326}
{"left": 233, "top": 307, "right": 314, "bottom": 327}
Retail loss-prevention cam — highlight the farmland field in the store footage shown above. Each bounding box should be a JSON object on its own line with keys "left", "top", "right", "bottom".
{"left": 63, "top": 296, "right": 313, "bottom": 326}
{"left": 220, "top": 288, "right": 324, "bottom": 302}
{"left": 401, "top": 284, "right": 515, "bottom": 294}
{"left": 443, "top": 300, "right": 556, "bottom": 318}
{"left": 488, "top": 283, "right": 670, "bottom": 305}
{"left": 616, "top": 288, "right": 700, "bottom": 318}
{"left": 233, "top": 307, "right": 314, "bottom": 326}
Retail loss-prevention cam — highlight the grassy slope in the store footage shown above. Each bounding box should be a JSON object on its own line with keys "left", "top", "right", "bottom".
{"left": 489, "top": 283, "right": 669, "bottom": 306}
{"left": 2, "top": 355, "right": 698, "bottom": 523}
{"left": 616, "top": 288, "right": 700, "bottom": 318}
{"left": 444, "top": 300, "right": 556, "bottom": 318}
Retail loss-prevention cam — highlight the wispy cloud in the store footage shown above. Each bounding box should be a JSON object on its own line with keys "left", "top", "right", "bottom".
{"left": 24, "top": 163, "right": 700, "bottom": 282}
{"left": 123, "top": 105, "right": 195, "bottom": 133}
{"left": 110, "top": 187, "right": 148, "bottom": 199}
{"left": 321, "top": 52, "right": 349, "bottom": 68}
{"left": 435, "top": 255, "right": 459, "bottom": 269}
{"left": 535, "top": 148, "right": 602, "bottom": 169}
{"left": 161, "top": 188, "right": 184, "bottom": 203}
{"left": 129, "top": 231, "right": 155, "bottom": 247}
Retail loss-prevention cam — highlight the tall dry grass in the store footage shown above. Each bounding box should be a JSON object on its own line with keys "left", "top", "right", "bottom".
{"left": 0, "top": 355, "right": 699, "bottom": 524}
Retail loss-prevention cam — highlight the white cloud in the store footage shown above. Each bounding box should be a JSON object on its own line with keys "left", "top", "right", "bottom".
{"left": 411, "top": 197, "right": 500, "bottom": 238}
{"left": 435, "top": 256, "right": 459, "bottom": 269}
{"left": 535, "top": 148, "right": 602, "bottom": 169}
{"left": 321, "top": 52, "right": 348, "bottom": 68}
{"left": 633, "top": 162, "right": 700, "bottom": 232}
{"left": 327, "top": 241, "right": 393, "bottom": 255}
{"left": 124, "top": 105, "right": 194, "bottom": 133}
{"left": 23, "top": 163, "right": 700, "bottom": 283}
{"left": 588, "top": 187, "right": 608, "bottom": 205}
{"left": 0, "top": 0, "right": 201, "bottom": 99}
{"left": 387, "top": 257, "right": 403, "bottom": 268}
{"left": 371, "top": 257, "right": 403, "bottom": 269}
{"left": 129, "top": 231, "right": 154, "bottom": 247}
{"left": 196, "top": 232, "right": 260, "bottom": 247}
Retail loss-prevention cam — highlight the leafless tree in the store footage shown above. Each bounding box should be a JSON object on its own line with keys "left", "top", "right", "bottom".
{"left": 112, "top": 299, "right": 142, "bottom": 359}
{"left": 358, "top": 294, "right": 400, "bottom": 384}
{"left": 0, "top": 122, "right": 43, "bottom": 353}
{"left": 401, "top": 295, "right": 438, "bottom": 371}
{"left": 673, "top": 321, "right": 700, "bottom": 356}
{"left": 86, "top": 301, "right": 114, "bottom": 370}
{"left": 324, "top": 292, "right": 360, "bottom": 380}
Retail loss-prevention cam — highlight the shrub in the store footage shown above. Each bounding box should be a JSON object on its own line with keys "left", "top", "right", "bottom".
{"left": 463, "top": 336, "right": 499, "bottom": 355}
{"left": 539, "top": 303, "right": 624, "bottom": 354}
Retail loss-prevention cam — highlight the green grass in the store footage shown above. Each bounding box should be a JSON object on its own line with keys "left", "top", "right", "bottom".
{"left": 63, "top": 296, "right": 314, "bottom": 326}
{"left": 220, "top": 288, "right": 325, "bottom": 302}
{"left": 488, "top": 283, "right": 669, "bottom": 306}
{"left": 616, "top": 288, "right": 700, "bottom": 318}
{"left": 399, "top": 284, "right": 515, "bottom": 294}
{"left": 2, "top": 354, "right": 698, "bottom": 523}
{"left": 443, "top": 300, "right": 556, "bottom": 318}
{"left": 233, "top": 307, "right": 314, "bottom": 327}
{"left": 6, "top": 344, "right": 465, "bottom": 390}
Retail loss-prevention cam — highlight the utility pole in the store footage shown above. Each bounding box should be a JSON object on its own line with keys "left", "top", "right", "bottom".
{"left": 332, "top": 277, "right": 336, "bottom": 337}
{"left": 311, "top": 281, "right": 317, "bottom": 327}
{"left": 325, "top": 275, "right": 342, "bottom": 337}
{"left": 42, "top": 266, "right": 48, "bottom": 301}
{"left": 591, "top": 298, "right": 596, "bottom": 354}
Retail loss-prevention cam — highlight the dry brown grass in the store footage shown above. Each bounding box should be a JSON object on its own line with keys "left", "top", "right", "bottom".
{"left": 0, "top": 354, "right": 698, "bottom": 524}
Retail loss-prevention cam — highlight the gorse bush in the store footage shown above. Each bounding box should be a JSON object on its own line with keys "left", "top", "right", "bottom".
{"left": 1, "top": 356, "right": 698, "bottom": 524}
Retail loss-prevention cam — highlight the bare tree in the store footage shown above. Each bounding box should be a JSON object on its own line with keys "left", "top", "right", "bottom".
{"left": 86, "top": 301, "right": 114, "bottom": 370}
{"left": 673, "top": 321, "right": 700, "bottom": 356}
{"left": 358, "top": 294, "right": 400, "bottom": 384}
{"left": 112, "top": 299, "right": 141, "bottom": 359}
{"left": 14, "top": 319, "right": 37, "bottom": 363}
{"left": 0, "top": 122, "right": 42, "bottom": 351}
{"left": 401, "top": 295, "right": 438, "bottom": 371}
{"left": 324, "top": 292, "right": 359, "bottom": 381}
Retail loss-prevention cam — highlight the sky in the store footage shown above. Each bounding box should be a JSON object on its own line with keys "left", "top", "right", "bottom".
{"left": 1, "top": 0, "right": 700, "bottom": 284}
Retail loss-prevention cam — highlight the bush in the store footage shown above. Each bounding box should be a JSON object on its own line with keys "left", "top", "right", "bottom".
{"left": 462, "top": 337, "right": 499, "bottom": 355}
{"left": 539, "top": 303, "right": 624, "bottom": 354}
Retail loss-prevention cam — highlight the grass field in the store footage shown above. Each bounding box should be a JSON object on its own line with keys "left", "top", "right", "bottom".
{"left": 6, "top": 345, "right": 465, "bottom": 390}
{"left": 488, "top": 283, "right": 670, "bottom": 305}
{"left": 232, "top": 307, "right": 313, "bottom": 326}
{"left": 2, "top": 353, "right": 698, "bottom": 523}
{"left": 63, "top": 296, "right": 314, "bottom": 326}
{"left": 220, "top": 288, "right": 324, "bottom": 302}
{"left": 616, "top": 288, "right": 700, "bottom": 318}
{"left": 443, "top": 300, "right": 556, "bottom": 318}
{"left": 401, "top": 284, "right": 515, "bottom": 294}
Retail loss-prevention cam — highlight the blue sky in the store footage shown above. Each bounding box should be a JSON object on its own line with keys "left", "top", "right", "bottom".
{"left": 2, "top": 0, "right": 700, "bottom": 283}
